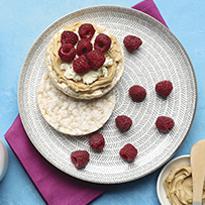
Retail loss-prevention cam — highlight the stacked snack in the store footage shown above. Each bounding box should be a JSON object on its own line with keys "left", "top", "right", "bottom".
{"left": 46, "top": 22, "right": 124, "bottom": 100}
{"left": 37, "top": 22, "right": 124, "bottom": 137}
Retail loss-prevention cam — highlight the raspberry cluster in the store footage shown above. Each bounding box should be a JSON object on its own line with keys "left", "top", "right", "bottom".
{"left": 71, "top": 132, "right": 105, "bottom": 169}
{"left": 58, "top": 23, "right": 112, "bottom": 75}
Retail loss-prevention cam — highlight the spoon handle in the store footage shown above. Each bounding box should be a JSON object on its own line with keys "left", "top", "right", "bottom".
{"left": 192, "top": 167, "right": 204, "bottom": 204}
{"left": 191, "top": 140, "right": 205, "bottom": 205}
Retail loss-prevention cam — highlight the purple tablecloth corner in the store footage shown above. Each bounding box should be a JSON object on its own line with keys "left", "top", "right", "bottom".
{"left": 132, "top": 0, "right": 167, "bottom": 27}
{"left": 5, "top": 1, "right": 167, "bottom": 204}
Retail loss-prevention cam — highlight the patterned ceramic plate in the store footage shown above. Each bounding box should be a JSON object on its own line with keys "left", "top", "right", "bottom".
{"left": 18, "top": 6, "right": 197, "bottom": 184}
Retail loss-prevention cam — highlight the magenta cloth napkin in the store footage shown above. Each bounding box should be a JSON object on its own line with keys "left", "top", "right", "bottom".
{"left": 132, "top": 0, "right": 167, "bottom": 27}
{"left": 5, "top": 1, "right": 167, "bottom": 205}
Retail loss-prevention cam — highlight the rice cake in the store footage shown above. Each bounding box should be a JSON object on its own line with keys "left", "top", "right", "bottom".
{"left": 37, "top": 74, "right": 116, "bottom": 136}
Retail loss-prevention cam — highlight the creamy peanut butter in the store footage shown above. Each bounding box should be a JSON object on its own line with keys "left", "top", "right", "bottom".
{"left": 164, "top": 166, "right": 205, "bottom": 205}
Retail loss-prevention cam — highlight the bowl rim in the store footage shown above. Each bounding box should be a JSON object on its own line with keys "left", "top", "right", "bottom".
{"left": 0, "top": 140, "right": 8, "bottom": 182}
{"left": 156, "top": 154, "right": 190, "bottom": 204}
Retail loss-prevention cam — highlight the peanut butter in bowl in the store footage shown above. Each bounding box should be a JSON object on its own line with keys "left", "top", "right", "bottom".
{"left": 164, "top": 166, "right": 205, "bottom": 205}
{"left": 157, "top": 155, "right": 205, "bottom": 205}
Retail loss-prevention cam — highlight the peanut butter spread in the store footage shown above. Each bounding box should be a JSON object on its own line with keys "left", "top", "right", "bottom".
{"left": 164, "top": 166, "right": 205, "bottom": 205}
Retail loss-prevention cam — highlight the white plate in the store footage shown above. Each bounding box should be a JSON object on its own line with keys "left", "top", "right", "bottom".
{"left": 18, "top": 6, "right": 197, "bottom": 184}
{"left": 157, "top": 155, "right": 190, "bottom": 205}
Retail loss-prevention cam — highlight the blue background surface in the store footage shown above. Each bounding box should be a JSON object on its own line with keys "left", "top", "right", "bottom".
{"left": 0, "top": 0, "right": 205, "bottom": 204}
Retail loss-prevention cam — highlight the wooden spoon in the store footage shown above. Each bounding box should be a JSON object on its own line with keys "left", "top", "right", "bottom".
{"left": 191, "top": 140, "right": 205, "bottom": 205}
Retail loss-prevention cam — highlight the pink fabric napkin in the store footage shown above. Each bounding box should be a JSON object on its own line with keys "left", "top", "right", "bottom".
{"left": 5, "top": 1, "right": 167, "bottom": 204}
{"left": 132, "top": 0, "right": 167, "bottom": 27}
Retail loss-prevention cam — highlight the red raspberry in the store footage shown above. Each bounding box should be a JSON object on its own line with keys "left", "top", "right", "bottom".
{"left": 119, "top": 144, "right": 138, "bottom": 163}
{"left": 115, "top": 115, "right": 132, "bottom": 132}
{"left": 58, "top": 43, "right": 76, "bottom": 62}
{"left": 89, "top": 133, "right": 105, "bottom": 152}
{"left": 77, "top": 39, "right": 93, "bottom": 56}
{"left": 79, "top": 23, "right": 95, "bottom": 40}
{"left": 155, "top": 116, "right": 175, "bottom": 134}
{"left": 129, "top": 85, "right": 146, "bottom": 102}
{"left": 71, "top": 150, "right": 90, "bottom": 169}
{"left": 73, "top": 55, "right": 91, "bottom": 74}
{"left": 86, "top": 50, "right": 105, "bottom": 70}
{"left": 155, "top": 80, "right": 173, "bottom": 98}
{"left": 61, "top": 31, "right": 78, "bottom": 45}
{"left": 123, "top": 35, "right": 142, "bottom": 53}
{"left": 94, "top": 33, "right": 112, "bottom": 53}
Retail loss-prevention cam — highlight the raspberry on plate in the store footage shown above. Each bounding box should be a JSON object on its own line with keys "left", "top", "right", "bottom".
{"left": 119, "top": 144, "right": 138, "bottom": 163}
{"left": 73, "top": 55, "right": 91, "bottom": 74}
{"left": 94, "top": 33, "right": 111, "bottom": 53}
{"left": 129, "top": 85, "right": 146, "bottom": 102}
{"left": 79, "top": 23, "right": 95, "bottom": 40}
{"left": 155, "top": 80, "right": 173, "bottom": 98}
{"left": 58, "top": 43, "right": 76, "bottom": 62}
{"left": 61, "top": 31, "right": 78, "bottom": 45}
{"left": 155, "top": 116, "right": 175, "bottom": 134}
{"left": 76, "top": 39, "right": 93, "bottom": 56}
{"left": 89, "top": 133, "right": 105, "bottom": 152}
{"left": 115, "top": 115, "right": 132, "bottom": 132}
{"left": 71, "top": 150, "right": 90, "bottom": 169}
{"left": 123, "top": 35, "right": 142, "bottom": 53}
{"left": 86, "top": 50, "right": 105, "bottom": 70}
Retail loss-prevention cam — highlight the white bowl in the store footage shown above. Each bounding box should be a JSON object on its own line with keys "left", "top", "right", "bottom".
{"left": 0, "top": 140, "right": 8, "bottom": 181}
{"left": 156, "top": 155, "right": 190, "bottom": 205}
